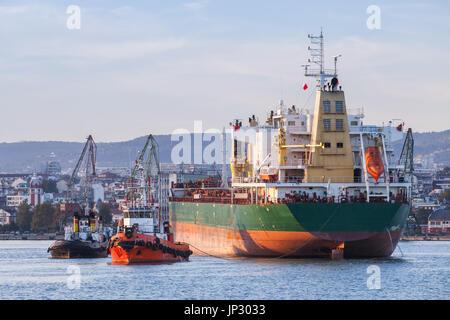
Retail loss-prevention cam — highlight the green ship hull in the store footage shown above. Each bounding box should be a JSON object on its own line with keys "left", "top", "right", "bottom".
{"left": 169, "top": 201, "right": 410, "bottom": 258}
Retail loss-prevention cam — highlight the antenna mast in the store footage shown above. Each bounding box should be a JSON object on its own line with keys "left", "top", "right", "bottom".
{"left": 303, "top": 30, "right": 336, "bottom": 88}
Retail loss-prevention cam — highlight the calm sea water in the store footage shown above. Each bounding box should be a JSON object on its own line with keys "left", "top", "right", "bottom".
{"left": 0, "top": 240, "right": 448, "bottom": 300}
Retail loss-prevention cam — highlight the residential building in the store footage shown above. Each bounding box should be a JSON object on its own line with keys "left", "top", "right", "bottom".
{"left": 427, "top": 209, "right": 450, "bottom": 235}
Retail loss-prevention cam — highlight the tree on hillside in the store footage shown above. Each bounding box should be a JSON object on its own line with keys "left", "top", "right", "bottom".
{"left": 31, "top": 203, "right": 56, "bottom": 232}
{"left": 98, "top": 202, "right": 112, "bottom": 225}
{"left": 415, "top": 208, "right": 433, "bottom": 225}
{"left": 439, "top": 189, "right": 450, "bottom": 202}
{"left": 16, "top": 201, "right": 33, "bottom": 232}
{"left": 0, "top": 222, "right": 18, "bottom": 232}
{"left": 54, "top": 205, "right": 70, "bottom": 232}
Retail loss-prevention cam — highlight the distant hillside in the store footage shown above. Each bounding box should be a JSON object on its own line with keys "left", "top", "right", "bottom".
{"left": 392, "top": 130, "right": 450, "bottom": 164}
{"left": 1, "top": 130, "right": 449, "bottom": 173}
{"left": 0, "top": 135, "right": 174, "bottom": 173}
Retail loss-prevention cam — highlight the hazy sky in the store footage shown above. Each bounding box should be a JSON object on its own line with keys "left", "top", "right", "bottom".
{"left": 0, "top": 0, "right": 449, "bottom": 142}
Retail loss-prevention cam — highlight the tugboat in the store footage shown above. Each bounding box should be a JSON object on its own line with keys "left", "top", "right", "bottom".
{"left": 48, "top": 209, "right": 112, "bottom": 259}
{"left": 48, "top": 134, "right": 112, "bottom": 259}
{"left": 109, "top": 134, "right": 192, "bottom": 264}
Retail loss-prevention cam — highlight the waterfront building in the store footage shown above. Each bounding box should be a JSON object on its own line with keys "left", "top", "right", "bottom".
{"left": 6, "top": 195, "right": 28, "bottom": 208}
{"left": 0, "top": 209, "right": 14, "bottom": 225}
{"left": 427, "top": 209, "right": 450, "bottom": 235}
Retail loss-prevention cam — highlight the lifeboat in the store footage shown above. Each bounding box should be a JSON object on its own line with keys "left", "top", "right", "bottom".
{"left": 259, "top": 167, "right": 278, "bottom": 182}
{"left": 109, "top": 223, "right": 192, "bottom": 265}
{"left": 365, "top": 146, "right": 384, "bottom": 183}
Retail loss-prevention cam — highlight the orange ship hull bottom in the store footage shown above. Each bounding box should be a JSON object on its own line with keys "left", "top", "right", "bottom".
{"left": 173, "top": 222, "right": 401, "bottom": 258}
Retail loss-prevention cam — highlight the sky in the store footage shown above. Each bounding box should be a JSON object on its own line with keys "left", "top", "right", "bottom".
{"left": 0, "top": 0, "right": 449, "bottom": 142}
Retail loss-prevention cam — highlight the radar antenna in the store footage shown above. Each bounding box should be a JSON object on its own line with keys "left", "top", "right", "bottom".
{"left": 302, "top": 30, "right": 338, "bottom": 88}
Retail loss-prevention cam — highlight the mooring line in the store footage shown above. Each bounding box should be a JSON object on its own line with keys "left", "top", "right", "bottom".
{"left": 187, "top": 243, "right": 236, "bottom": 261}
{"left": 385, "top": 227, "right": 403, "bottom": 257}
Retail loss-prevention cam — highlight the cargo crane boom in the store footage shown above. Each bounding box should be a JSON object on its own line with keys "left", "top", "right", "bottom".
{"left": 399, "top": 128, "right": 414, "bottom": 174}
{"left": 68, "top": 135, "right": 97, "bottom": 212}
{"left": 128, "top": 134, "right": 160, "bottom": 207}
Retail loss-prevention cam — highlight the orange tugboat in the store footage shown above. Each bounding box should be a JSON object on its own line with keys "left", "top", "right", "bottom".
{"left": 109, "top": 134, "right": 192, "bottom": 264}
{"left": 109, "top": 221, "right": 192, "bottom": 264}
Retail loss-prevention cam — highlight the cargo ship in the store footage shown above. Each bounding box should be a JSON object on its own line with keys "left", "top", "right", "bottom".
{"left": 169, "top": 31, "right": 414, "bottom": 259}
{"left": 109, "top": 134, "right": 192, "bottom": 264}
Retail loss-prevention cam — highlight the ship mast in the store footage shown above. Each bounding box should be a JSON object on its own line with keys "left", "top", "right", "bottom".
{"left": 302, "top": 29, "right": 337, "bottom": 88}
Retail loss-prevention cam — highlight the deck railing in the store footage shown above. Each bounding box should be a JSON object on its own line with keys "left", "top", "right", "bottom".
{"left": 231, "top": 175, "right": 409, "bottom": 184}
{"left": 169, "top": 195, "right": 408, "bottom": 205}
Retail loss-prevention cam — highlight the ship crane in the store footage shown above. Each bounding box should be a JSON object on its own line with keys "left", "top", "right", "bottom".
{"left": 67, "top": 135, "right": 97, "bottom": 214}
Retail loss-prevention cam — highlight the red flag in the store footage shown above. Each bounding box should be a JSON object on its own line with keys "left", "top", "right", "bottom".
{"left": 303, "top": 83, "right": 308, "bottom": 90}
{"left": 396, "top": 124, "right": 403, "bottom": 132}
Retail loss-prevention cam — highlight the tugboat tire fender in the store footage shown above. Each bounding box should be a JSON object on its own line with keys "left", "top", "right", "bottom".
{"left": 125, "top": 228, "right": 133, "bottom": 239}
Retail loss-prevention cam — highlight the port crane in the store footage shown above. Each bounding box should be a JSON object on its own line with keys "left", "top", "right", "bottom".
{"left": 128, "top": 134, "right": 161, "bottom": 208}
{"left": 399, "top": 128, "right": 414, "bottom": 174}
{"left": 67, "top": 135, "right": 97, "bottom": 213}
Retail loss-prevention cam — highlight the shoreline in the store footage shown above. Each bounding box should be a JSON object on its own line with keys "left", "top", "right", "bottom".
{"left": 1, "top": 234, "right": 449, "bottom": 241}
{"left": 0, "top": 234, "right": 64, "bottom": 241}
{"left": 400, "top": 235, "right": 450, "bottom": 241}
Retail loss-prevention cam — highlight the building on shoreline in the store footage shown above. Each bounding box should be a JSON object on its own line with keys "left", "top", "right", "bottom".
{"left": 426, "top": 209, "right": 450, "bottom": 235}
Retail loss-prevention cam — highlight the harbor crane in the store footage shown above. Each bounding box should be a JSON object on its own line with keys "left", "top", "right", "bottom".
{"left": 399, "top": 128, "right": 414, "bottom": 175}
{"left": 67, "top": 135, "right": 97, "bottom": 213}
{"left": 128, "top": 134, "right": 161, "bottom": 208}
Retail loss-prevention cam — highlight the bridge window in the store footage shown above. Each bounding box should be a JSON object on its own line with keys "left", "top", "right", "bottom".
{"left": 336, "top": 119, "right": 344, "bottom": 131}
{"left": 323, "top": 101, "right": 331, "bottom": 113}
{"left": 336, "top": 101, "right": 344, "bottom": 113}
{"left": 337, "top": 142, "right": 344, "bottom": 148}
{"left": 323, "top": 119, "right": 331, "bottom": 131}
